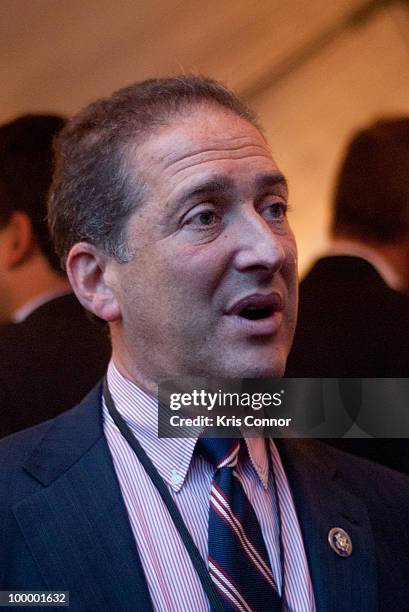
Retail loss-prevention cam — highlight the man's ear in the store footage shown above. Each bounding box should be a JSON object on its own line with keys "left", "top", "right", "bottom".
{"left": 3, "top": 211, "right": 34, "bottom": 268}
{"left": 66, "top": 242, "right": 121, "bottom": 322}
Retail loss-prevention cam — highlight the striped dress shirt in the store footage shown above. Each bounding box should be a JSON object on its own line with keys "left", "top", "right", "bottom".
{"left": 103, "top": 361, "right": 316, "bottom": 612}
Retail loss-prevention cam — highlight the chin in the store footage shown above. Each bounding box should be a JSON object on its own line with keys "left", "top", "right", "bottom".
{"left": 244, "top": 362, "right": 285, "bottom": 379}
{"left": 216, "top": 349, "right": 287, "bottom": 379}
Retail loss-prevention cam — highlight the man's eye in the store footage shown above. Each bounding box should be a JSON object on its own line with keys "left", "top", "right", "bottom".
{"left": 185, "top": 209, "right": 219, "bottom": 227}
{"left": 262, "top": 202, "right": 287, "bottom": 221}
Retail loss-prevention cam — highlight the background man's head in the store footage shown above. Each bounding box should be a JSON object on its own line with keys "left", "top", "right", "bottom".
{"left": 0, "top": 114, "right": 66, "bottom": 322}
{"left": 49, "top": 76, "right": 298, "bottom": 389}
{"left": 330, "top": 117, "right": 409, "bottom": 290}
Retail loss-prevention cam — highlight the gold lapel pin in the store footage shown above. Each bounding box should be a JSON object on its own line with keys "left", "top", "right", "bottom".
{"left": 328, "top": 527, "right": 353, "bottom": 557}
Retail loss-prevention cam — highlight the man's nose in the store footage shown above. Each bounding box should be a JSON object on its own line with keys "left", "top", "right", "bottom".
{"left": 232, "top": 212, "right": 286, "bottom": 274}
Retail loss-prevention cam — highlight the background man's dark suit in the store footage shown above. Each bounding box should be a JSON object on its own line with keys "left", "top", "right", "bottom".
{"left": 1, "top": 382, "right": 408, "bottom": 611}
{"left": 0, "top": 293, "right": 110, "bottom": 438}
{"left": 287, "top": 255, "right": 409, "bottom": 377}
{"left": 286, "top": 255, "right": 409, "bottom": 472}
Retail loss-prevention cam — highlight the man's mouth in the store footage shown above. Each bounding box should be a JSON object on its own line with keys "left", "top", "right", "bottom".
{"left": 227, "top": 293, "right": 283, "bottom": 317}
{"left": 224, "top": 293, "right": 283, "bottom": 336}
{"left": 238, "top": 305, "right": 275, "bottom": 320}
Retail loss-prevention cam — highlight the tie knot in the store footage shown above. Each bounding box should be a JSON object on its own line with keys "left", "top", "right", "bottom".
{"left": 197, "top": 437, "right": 240, "bottom": 469}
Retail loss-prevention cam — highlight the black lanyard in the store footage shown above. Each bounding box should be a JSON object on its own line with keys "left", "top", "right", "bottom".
{"left": 103, "top": 378, "right": 226, "bottom": 612}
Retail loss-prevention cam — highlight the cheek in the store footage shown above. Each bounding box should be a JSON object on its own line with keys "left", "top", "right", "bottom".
{"left": 281, "top": 234, "right": 298, "bottom": 280}
{"left": 122, "top": 249, "right": 208, "bottom": 314}
{"left": 283, "top": 227, "right": 297, "bottom": 261}
{"left": 163, "top": 244, "right": 230, "bottom": 300}
{"left": 281, "top": 237, "right": 298, "bottom": 316}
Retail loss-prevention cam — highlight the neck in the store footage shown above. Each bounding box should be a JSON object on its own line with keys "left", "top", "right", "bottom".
{"left": 9, "top": 253, "right": 70, "bottom": 319}
{"left": 110, "top": 335, "right": 159, "bottom": 398}
{"left": 373, "top": 243, "right": 409, "bottom": 293}
{"left": 332, "top": 234, "right": 409, "bottom": 293}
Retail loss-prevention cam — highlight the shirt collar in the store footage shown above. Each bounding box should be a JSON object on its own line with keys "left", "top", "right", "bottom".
{"left": 106, "top": 360, "right": 269, "bottom": 491}
{"left": 244, "top": 437, "right": 270, "bottom": 489}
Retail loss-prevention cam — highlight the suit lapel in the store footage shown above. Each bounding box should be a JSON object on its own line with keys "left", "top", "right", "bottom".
{"left": 13, "top": 384, "right": 153, "bottom": 611}
{"left": 278, "top": 440, "right": 377, "bottom": 612}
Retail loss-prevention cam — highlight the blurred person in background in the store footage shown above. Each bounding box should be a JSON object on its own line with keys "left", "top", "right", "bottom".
{"left": 286, "top": 118, "right": 409, "bottom": 472}
{"left": 0, "top": 114, "right": 110, "bottom": 438}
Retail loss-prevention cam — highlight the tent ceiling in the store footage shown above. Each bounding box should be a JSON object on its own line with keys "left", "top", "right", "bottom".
{"left": 0, "top": 0, "right": 385, "bottom": 118}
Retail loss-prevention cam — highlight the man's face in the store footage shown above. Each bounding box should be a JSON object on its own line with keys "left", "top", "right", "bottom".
{"left": 109, "top": 105, "right": 298, "bottom": 384}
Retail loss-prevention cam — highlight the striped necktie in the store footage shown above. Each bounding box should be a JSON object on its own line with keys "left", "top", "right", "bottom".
{"left": 197, "top": 437, "right": 282, "bottom": 612}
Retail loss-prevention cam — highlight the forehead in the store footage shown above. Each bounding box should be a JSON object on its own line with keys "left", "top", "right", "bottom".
{"left": 133, "top": 105, "right": 281, "bottom": 191}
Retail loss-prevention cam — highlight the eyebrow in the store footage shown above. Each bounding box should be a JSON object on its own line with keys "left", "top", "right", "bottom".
{"left": 254, "top": 172, "right": 289, "bottom": 194}
{"left": 176, "top": 176, "right": 236, "bottom": 209}
{"left": 167, "top": 171, "right": 289, "bottom": 218}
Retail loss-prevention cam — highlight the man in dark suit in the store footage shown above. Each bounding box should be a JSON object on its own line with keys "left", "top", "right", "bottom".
{"left": 286, "top": 119, "right": 409, "bottom": 472}
{"left": 0, "top": 115, "right": 110, "bottom": 437}
{"left": 1, "top": 79, "right": 408, "bottom": 610}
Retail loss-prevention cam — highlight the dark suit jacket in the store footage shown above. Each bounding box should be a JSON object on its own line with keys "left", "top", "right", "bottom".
{"left": 1, "top": 383, "right": 408, "bottom": 611}
{"left": 0, "top": 294, "right": 111, "bottom": 438}
{"left": 286, "top": 256, "right": 409, "bottom": 473}
{"left": 286, "top": 255, "right": 409, "bottom": 378}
